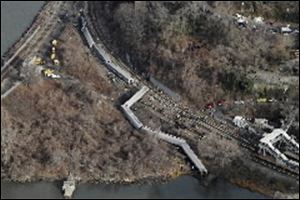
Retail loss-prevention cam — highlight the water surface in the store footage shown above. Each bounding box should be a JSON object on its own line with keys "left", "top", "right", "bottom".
{"left": 1, "top": 1, "right": 44, "bottom": 56}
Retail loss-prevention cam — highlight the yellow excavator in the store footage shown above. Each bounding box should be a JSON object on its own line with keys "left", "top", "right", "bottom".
{"left": 257, "top": 98, "right": 267, "bottom": 103}
{"left": 51, "top": 39, "right": 58, "bottom": 47}
{"left": 42, "top": 68, "right": 61, "bottom": 79}
{"left": 50, "top": 53, "right": 56, "bottom": 60}
{"left": 53, "top": 59, "right": 60, "bottom": 66}
{"left": 33, "top": 56, "right": 45, "bottom": 65}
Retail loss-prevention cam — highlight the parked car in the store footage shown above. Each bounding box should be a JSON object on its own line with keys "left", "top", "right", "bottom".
{"left": 217, "top": 99, "right": 226, "bottom": 106}
{"left": 205, "top": 103, "right": 214, "bottom": 109}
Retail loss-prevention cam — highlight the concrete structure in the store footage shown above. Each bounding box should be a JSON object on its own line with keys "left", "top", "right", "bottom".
{"left": 259, "top": 129, "right": 299, "bottom": 170}
{"left": 62, "top": 175, "right": 76, "bottom": 199}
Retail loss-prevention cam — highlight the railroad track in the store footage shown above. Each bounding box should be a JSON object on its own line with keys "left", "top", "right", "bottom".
{"left": 140, "top": 94, "right": 299, "bottom": 179}
{"left": 86, "top": 5, "right": 299, "bottom": 180}
{"left": 1, "top": 1, "right": 65, "bottom": 80}
{"left": 251, "top": 155, "right": 299, "bottom": 179}
{"left": 140, "top": 96, "right": 299, "bottom": 178}
{"left": 1, "top": 1, "right": 68, "bottom": 98}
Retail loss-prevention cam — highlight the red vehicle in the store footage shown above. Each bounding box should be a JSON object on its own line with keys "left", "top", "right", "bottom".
{"left": 217, "top": 99, "right": 226, "bottom": 106}
{"left": 205, "top": 103, "right": 214, "bottom": 109}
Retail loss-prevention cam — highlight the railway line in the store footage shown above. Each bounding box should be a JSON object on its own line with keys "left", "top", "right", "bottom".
{"left": 141, "top": 85, "right": 299, "bottom": 179}
{"left": 175, "top": 108, "right": 299, "bottom": 178}
{"left": 86, "top": 5, "right": 299, "bottom": 180}
{"left": 1, "top": 1, "right": 68, "bottom": 98}
{"left": 3, "top": 0, "right": 296, "bottom": 182}
{"left": 1, "top": 2, "right": 66, "bottom": 80}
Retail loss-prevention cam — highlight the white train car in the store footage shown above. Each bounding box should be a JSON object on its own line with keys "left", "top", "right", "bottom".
{"left": 121, "top": 105, "right": 143, "bottom": 129}
{"left": 80, "top": 17, "right": 95, "bottom": 48}
{"left": 124, "top": 86, "right": 149, "bottom": 108}
{"left": 80, "top": 17, "right": 134, "bottom": 84}
{"left": 107, "top": 62, "right": 135, "bottom": 84}
{"left": 94, "top": 44, "right": 135, "bottom": 84}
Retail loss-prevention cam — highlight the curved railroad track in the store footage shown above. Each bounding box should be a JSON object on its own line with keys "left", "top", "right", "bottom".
{"left": 83, "top": 2, "right": 300, "bottom": 180}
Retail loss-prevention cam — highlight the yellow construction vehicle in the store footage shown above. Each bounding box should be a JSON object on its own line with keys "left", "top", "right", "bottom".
{"left": 257, "top": 98, "right": 267, "bottom": 103}
{"left": 33, "top": 56, "right": 45, "bottom": 65}
{"left": 42, "top": 68, "right": 61, "bottom": 79}
{"left": 52, "top": 47, "right": 56, "bottom": 53}
{"left": 53, "top": 59, "right": 60, "bottom": 66}
{"left": 51, "top": 39, "right": 58, "bottom": 46}
{"left": 50, "top": 53, "right": 56, "bottom": 60}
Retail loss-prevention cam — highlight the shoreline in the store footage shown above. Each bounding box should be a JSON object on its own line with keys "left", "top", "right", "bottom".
{"left": 1, "top": 164, "right": 193, "bottom": 186}
{"left": 2, "top": 173, "right": 271, "bottom": 199}
{"left": 1, "top": 164, "right": 281, "bottom": 199}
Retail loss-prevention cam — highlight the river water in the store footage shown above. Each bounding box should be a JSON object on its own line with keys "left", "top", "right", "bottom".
{"left": 1, "top": 176, "right": 268, "bottom": 199}
{"left": 1, "top": 1, "right": 44, "bottom": 56}
{"left": 1, "top": 1, "right": 269, "bottom": 199}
